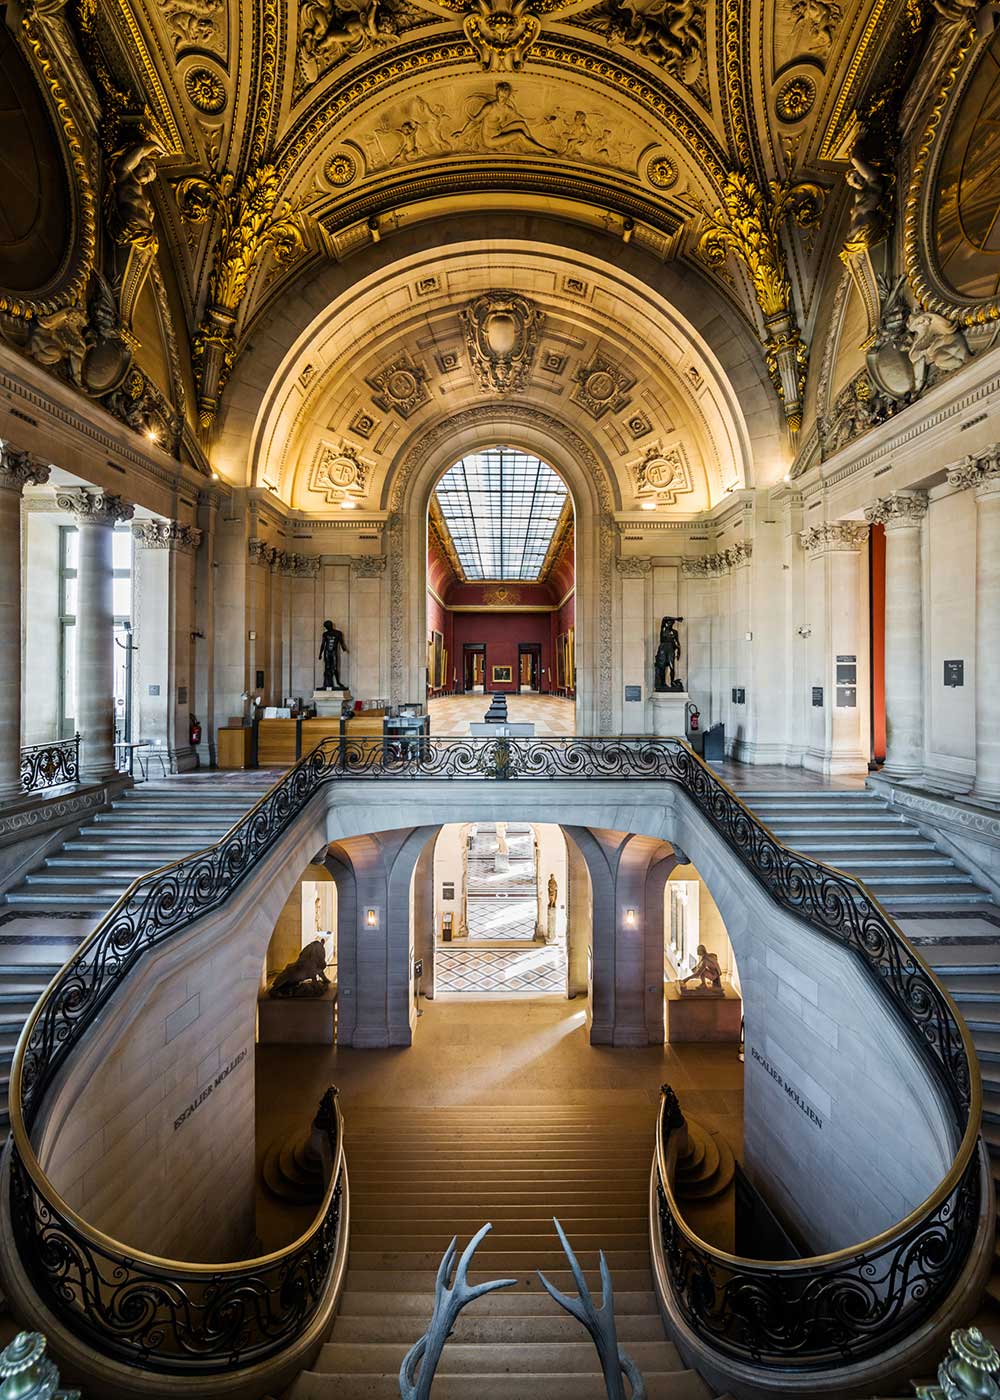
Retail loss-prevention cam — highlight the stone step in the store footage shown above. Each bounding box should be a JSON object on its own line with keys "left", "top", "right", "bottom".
{"left": 351, "top": 1212, "right": 647, "bottom": 1229}
{"left": 4, "top": 890, "right": 126, "bottom": 907}
{"left": 338, "top": 1290, "right": 660, "bottom": 1317}
{"left": 313, "top": 1341, "right": 682, "bottom": 1375}
{"left": 803, "top": 855, "right": 955, "bottom": 869}
{"left": 330, "top": 1314, "right": 666, "bottom": 1344}
{"left": 344, "top": 1269, "right": 654, "bottom": 1292}
{"left": 351, "top": 1194, "right": 649, "bottom": 1210}
{"left": 862, "top": 872, "right": 973, "bottom": 887}
{"left": 347, "top": 1232, "right": 649, "bottom": 1253}
{"left": 289, "top": 1371, "right": 710, "bottom": 1400}
{"left": 792, "top": 841, "right": 935, "bottom": 854}
{"left": 347, "top": 1249, "right": 651, "bottom": 1271}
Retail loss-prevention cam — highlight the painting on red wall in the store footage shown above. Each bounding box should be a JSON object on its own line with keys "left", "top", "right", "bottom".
{"left": 491, "top": 664, "right": 513, "bottom": 684}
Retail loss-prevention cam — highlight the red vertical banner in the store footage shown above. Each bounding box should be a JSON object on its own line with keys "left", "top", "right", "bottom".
{"left": 870, "top": 523, "right": 886, "bottom": 764}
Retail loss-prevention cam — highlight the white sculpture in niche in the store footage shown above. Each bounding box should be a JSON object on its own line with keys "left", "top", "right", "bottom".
{"left": 309, "top": 442, "right": 370, "bottom": 503}
{"left": 461, "top": 290, "right": 542, "bottom": 394}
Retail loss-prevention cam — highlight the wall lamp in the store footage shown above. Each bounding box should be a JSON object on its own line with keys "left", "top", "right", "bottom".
{"left": 624, "top": 908, "right": 637, "bottom": 928}
{"left": 364, "top": 906, "right": 380, "bottom": 930}
{"left": 797, "top": 625, "right": 812, "bottom": 638}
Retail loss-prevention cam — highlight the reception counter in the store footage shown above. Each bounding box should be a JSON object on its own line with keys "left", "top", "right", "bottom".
{"left": 218, "top": 710, "right": 425, "bottom": 769}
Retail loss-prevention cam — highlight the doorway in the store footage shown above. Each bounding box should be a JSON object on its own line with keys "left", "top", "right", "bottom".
{"left": 518, "top": 644, "right": 541, "bottom": 693}
{"left": 463, "top": 644, "right": 486, "bottom": 693}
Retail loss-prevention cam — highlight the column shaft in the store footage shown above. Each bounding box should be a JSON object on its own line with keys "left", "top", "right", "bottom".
{"left": 58, "top": 491, "right": 134, "bottom": 782}
{"left": 974, "top": 488, "right": 1000, "bottom": 802}
{"left": 0, "top": 448, "right": 50, "bottom": 800}
{"left": 866, "top": 495, "right": 928, "bottom": 779}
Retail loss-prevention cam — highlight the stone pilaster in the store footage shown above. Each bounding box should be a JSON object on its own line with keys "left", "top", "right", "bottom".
{"left": 865, "top": 493, "right": 928, "bottom": 780}
{"left": 57, "top": 489, "right": 135, "bottom": 781}
{"left": 949, "top": 448, "right": 1000, "bottom": 805}
{"left": 132, "top": 518, "right": 203, "bottom": 771}
{"left": 799, "top": 522, "right": 870, "bottom": 776}
{"left": 0, "top": 444, "right": 50, "bottom": 799}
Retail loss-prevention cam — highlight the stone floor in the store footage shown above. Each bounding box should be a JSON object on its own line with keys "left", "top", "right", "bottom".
{"left": 428, "top": 695, "right": 576, "bottom": 735}
{"left": 254, "top": 997, "right": 744, "bottom": 1250}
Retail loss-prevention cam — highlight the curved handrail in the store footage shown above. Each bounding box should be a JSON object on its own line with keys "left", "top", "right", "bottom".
{"left": 6, "top": 734, "right": 981, "bottom": 1377}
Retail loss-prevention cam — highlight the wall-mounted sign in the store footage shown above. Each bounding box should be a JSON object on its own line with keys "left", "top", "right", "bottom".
{"left": 413, "top": 959, "right": 424, "bottom": 980}
{"left": 811, "top": 687, "right": 823, "bottom": 707}
{"left": 255, "top": 670, "right": 265, "bottom": 688}
{"left": 731, "top": 687, "right": 746, "bottom": 705}
{"left": 836, "top": 687, "right": 857, "bottom": 708}
{"left": 177, "top": 686, "right": 188, "bottom": 705}
{"left": 624, "top": 685, "right": 642, "bottom": 702}
{"left": 944, "top": 659, "right": 965, "bottom": 688}
{"left": 148, "top": 684, "right": 160, "bottom": 697}
{"left": 835, "top": 654, "right": 857, "bottom": 708}
{"left": 750, "top": 1045, "right": 823, "bottom": 1130}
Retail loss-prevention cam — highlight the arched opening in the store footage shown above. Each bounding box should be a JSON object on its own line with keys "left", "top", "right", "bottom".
{"left": 426, "top": 446, "right": 576, "bottom": 732}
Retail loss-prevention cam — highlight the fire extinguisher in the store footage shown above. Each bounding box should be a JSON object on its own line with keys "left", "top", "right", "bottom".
{"left": 686, "top": 703, "right": 700, "bottom": 732}
{"left": 190, "top": 715, "right": 202, "bottom": 746}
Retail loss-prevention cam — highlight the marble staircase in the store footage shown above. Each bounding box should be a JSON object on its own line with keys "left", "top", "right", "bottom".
{"left": 289, "top": 1104, "right": 713, "bottom": 1399}
{"left": 732, "top": 782, "right": 1000, "bottom": 1310}
{"left": 0, "top": 771, "right": 275, "bottom": 1139}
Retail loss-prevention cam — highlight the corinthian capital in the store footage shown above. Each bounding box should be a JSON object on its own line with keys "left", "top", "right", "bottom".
{"left": 56, "top": 488, "right": 134, "bottom": 526}
{"left": 864, "top": 492, "right": 928, "bottom": 529}
{"left": 799, "top": 522, "right": 869, "bottom": 557}
{"left": 947, "top": 445, "right": 1000, "bottom": 499}
{"left": 132, "top": 520, "right": 203, "bottom": 553}
{"left": 0, "top": 442, "right": 50, "bottom": 493}
{"left": 615, "top": 556, "right": 651, "bottom": 578}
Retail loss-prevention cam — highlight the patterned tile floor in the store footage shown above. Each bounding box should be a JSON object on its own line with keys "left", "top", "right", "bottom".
{"left": 435, "top": 942, "right": 568, "bottom": 995}
{"left": 428, "top": 694, "right": 576, "bottom": 735}
{"left": 465, "top": 898, "right": 538, "bottom": 940}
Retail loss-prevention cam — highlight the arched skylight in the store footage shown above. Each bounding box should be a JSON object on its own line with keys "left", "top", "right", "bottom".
{"left": 433, "top": 448, "right": 568, "bottom": 581}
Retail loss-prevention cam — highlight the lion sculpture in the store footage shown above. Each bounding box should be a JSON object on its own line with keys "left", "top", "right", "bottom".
{"left": 270, "top": 938, "right": 330, "bottom": 997}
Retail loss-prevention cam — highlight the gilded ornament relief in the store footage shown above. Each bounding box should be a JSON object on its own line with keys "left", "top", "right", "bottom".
{"left": 572, "top": 352, "right": 634, "bottom": 418}
{"left": 789, "top": 0, "right": 841, "bottom": 51}
{"left": 366, "top": 354, "right": 430, "bottom": 417}
{"left": 602, "top": 0, "right": 705, "bottom": 84}
{"left": 296, "top": 0, "right": 421, "bottom": 87}
{"left": 352, "top": 82, "right": 640, "bottom": 174}
{"left": 630, "top": 443, "right": 693, "bottom": 504}
{"left": 161, "top": 0, "right": 225, "bottom": 52}
{"left": 461, "top": 290, "right": 542, "bottom": 393}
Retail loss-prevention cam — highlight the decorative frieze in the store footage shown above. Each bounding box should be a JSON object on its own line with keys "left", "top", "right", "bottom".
{"left": 615, "top": 557, "right": 651, "bottom": 577}
{"left": 799, "top": 522, "right": 869, "bottom": 557}
{"left": 864, "top": 492, "right": 928, "bottom": 530}
{"left": 681, "top": 541, "right": 753, "bottom": 576}
{"left": 248, "top": 538, "right": 321, "bottom": 575}
{"left": 132, "top": 520, "right": 203, "bottom": 553}
{"left": 55, "top": 488, "right": 134, "bottom": 526}
{"left": 0, "top": 442, "right": 49, "bottom": 492}
{"left": 350, "top": 555, "right": 386, "bottom": 578}
{"left": 947, "top": 444, "right": 1000, "bottom": 499}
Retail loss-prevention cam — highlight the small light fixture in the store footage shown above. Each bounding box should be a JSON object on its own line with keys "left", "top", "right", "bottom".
{"left": 624, "top": 908, "right": 636, "bottom": 927}
{"left": 364, "top": 906, "right": 379, "bottom": 929}
{"left": 340, "top": 499, "right": 358, "bottom": 510}
{"left": 640, "top": 500, "right": 657, "bottom": 511}
{"left": 210, "top": 471, "right": 220, "bottom": 481}
{"left": 146, "top": 428, "right": 160, "bottom": 444}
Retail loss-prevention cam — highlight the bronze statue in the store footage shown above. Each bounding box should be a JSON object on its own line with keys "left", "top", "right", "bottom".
{"left": 548, "top": 873, "right": 558, "bottom": 909}
{"left": 654, "top": 615, "right": 684, "bottom": 692}
{"left": 270, "top": 938, "right": 330, "bottom": 997}
{"left": 319, "top": 619, "right": 349, "bottom": 689}
{"left": 680, "top": 944, "right": 722, "bottom": 992}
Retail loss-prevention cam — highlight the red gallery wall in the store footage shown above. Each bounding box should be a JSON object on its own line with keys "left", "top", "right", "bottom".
{"left": 426, "top": 520, "right": 575, "bottom": 694}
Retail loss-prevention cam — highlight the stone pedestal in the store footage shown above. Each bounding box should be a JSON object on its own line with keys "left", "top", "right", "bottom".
{"left": 651, "top": 691, "right": 690, "bottom": 738}
{"left": 664, "top": 980, "right": 742, "bottom": 1042}
{"left": 313, "top": 688, "right": 348, "bottom": 718}
{"left": 866, "top": 493, "right": 928, "bottom": 779}
{"left": 258, "top": 985, "right": 337, "bottom": 1044}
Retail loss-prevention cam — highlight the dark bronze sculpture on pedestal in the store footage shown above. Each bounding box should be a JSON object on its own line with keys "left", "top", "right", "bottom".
{"left": 654, "top": 616, "right": 685, "bottom": 692}
{"left": 319, "top": 620, "right": 349, "bottom": 689}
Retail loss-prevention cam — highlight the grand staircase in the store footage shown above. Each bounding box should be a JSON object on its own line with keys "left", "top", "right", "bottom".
{"left": 290, "top": 1104, "right": 713, "bottom": 1399}
{"left": 0, "top": 772, "right": 274, "bottom": 1140}
{"left": 732, "top": 782, "right": 1000, "bottom": 1315}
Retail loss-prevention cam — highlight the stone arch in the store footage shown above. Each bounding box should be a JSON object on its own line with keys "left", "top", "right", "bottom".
{"left": 215, "top": 214, "right": 782, "bottom": 491}
{"left": 387, "top": 403, "right": 616, "bottom": 733}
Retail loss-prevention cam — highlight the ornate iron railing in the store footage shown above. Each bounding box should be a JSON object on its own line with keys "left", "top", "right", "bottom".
{"left": 6, "top": 734, "right": 981, "bottom": 1378}
{"left": 19, "top": 736, "right": 80, "bottom": 793}
{"left": 653, "top": 1087, "right": 981, "bottom": 1369}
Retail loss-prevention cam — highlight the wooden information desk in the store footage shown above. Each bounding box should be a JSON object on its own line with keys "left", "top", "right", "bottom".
{"left": 217, "top": 712, "right": 428, "bottom": 769}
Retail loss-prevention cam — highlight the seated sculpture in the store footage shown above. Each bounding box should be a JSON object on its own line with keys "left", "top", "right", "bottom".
{"left": 270, "top": 938, "right": 330, "bottom": 997}
{"left": 680, "top": 944, "right": 723, "bottom": 993}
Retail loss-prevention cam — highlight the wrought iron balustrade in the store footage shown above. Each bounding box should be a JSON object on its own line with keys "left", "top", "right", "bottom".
{"left": 6, "top": 734, "right": 982, "bottom": 1379}
{"left": 19, "top": 735, "right": 80, "bottom": 793}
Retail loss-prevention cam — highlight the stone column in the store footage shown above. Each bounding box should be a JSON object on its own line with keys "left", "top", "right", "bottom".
{"left": 58, "top": 489, "right": 134, "bottom": 781}
{"left": 799, "top": 522, "right": 870, "bottom": 777}
{"left": 865, "top": 493, "right": 928, "bottom": 780}
{"left": 949, "top": 448, "right": 1000, "bottom": 805}
{"left": 132, "top": 520, "right": 203, "bottom": 771}
{"left": 0, "top": 445, "right": 50, "bottom": 799}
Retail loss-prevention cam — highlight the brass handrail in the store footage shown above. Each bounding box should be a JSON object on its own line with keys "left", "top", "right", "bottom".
{"left": 6, "top": 734, "right": 982, "bottom": 1375}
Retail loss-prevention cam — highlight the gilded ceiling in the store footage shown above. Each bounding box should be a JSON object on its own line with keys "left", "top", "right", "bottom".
{"left": 2, "top": 0, "right": 999, "bottom": 494}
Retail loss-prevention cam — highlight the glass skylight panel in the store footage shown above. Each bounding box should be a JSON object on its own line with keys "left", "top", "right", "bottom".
{"left": 433, "top": 448, "right": 567, "bottom": 580}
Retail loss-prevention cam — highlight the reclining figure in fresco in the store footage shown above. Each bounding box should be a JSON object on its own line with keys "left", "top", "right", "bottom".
{"left": 270, "top": 938, "right": 330, "bottom": 997}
